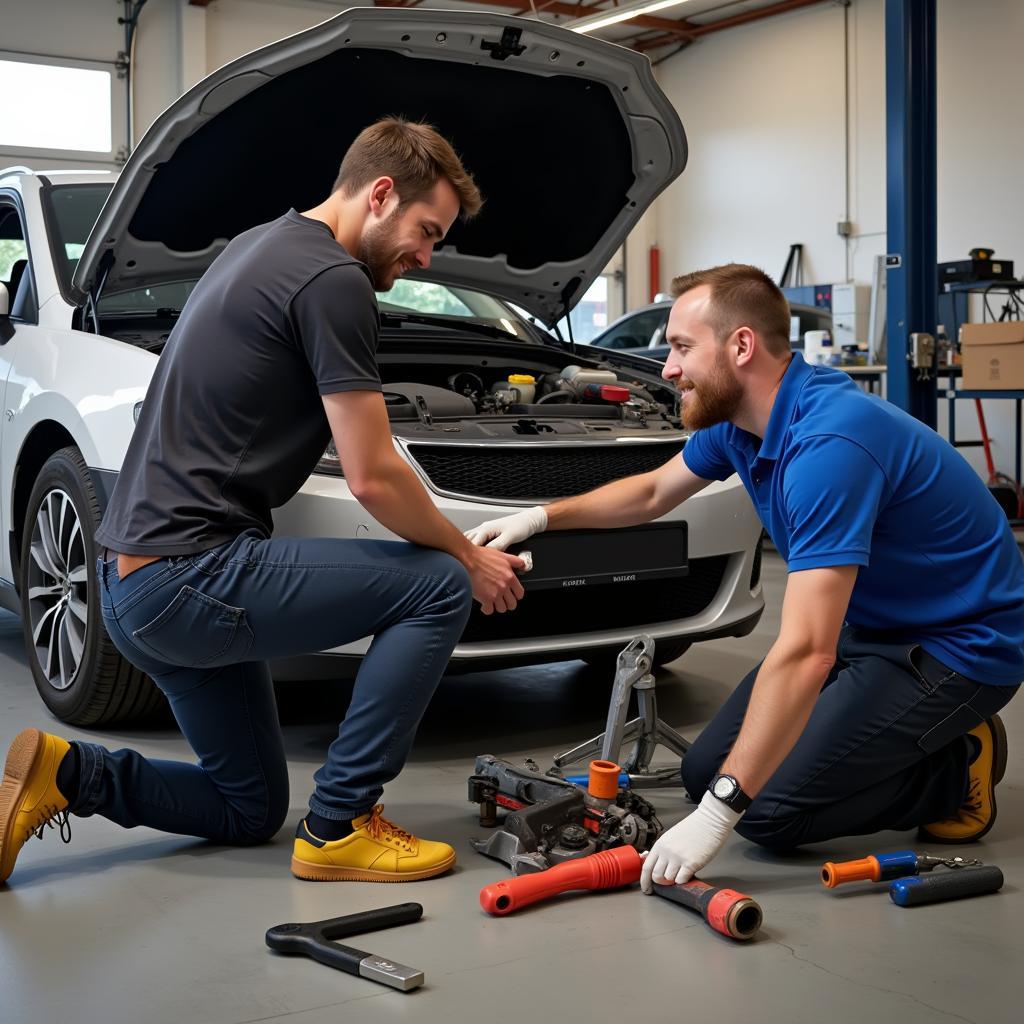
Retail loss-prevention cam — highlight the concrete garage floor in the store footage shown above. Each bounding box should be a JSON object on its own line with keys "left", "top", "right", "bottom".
{"left": 0, "top": 549, "right": 1020, "bottom": 1024}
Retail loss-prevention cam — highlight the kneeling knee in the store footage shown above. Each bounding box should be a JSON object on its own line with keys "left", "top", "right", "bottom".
{"left": 680, "top": 751, "right": 716, "bottom": 803}
{"left": 735, "top": 811, "right": 800, "bottom": 850}
{"left": 432, "top": 554, "right": 473, "bottom": 612}
{"left": 227, "top": 791, "right": 289, "bottom": 846}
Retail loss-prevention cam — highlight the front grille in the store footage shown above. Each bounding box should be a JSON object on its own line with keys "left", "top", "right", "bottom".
{"left": 408, "top": 441, "right": 686, "bottom": 500}
{"left": 460, "top": 554, "right": 730, "bottom": 644}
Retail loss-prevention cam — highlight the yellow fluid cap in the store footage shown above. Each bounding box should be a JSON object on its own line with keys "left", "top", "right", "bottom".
{"left": 508, "top": 374, "right": 536, "bottom": 384}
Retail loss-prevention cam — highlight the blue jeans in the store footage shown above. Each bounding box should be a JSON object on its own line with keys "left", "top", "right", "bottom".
{"left": 80, "top": 532, "right": 472, "bottom": 844}
{"left": 682, "top": 627, "right": 1019, "bottom": 849}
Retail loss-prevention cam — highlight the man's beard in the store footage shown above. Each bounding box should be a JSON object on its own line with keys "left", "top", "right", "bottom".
{"left": 358, "top": 214, "right": 404, "bottom": 291}
{"left": 680, "top": 349, "right": 743, "bottom": 430}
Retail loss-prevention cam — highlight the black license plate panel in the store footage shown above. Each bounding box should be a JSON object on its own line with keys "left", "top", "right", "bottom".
{"left": 509, "top": 523, "right": 688, "bottom": 591}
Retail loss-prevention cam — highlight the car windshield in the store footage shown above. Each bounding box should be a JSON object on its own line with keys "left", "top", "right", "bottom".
{"left": 44, "top": 182, "right": 532, "bottom": 334}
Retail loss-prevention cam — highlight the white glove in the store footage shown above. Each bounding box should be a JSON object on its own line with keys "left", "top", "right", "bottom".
{"left": 640, "top": 791, "right": 743, "bottom": 892}
{"left": 464, "top": 506, "right": 548, "bottom": 551}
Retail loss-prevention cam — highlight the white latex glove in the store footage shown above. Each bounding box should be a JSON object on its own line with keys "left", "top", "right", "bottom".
{"left": 640, "top": 791, "right": 743, "bottom": 892}
{"left": 464, "top": 506, "right": 548, "bottom": 551}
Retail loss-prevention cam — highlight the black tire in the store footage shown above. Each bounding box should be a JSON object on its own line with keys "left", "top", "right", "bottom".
{"left": 581, "top": 639, "right": 692, "bottom": 674}
{"left": 18, "top": 447, "right": 165, "bottom": 726}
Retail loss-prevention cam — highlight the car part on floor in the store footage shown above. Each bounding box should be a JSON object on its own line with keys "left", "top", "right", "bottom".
{"left": 552, "top": 634, "right": 689, "bottom": 787}
{"left": 889, "top": 865, "right": 1004, "bottom": 907}
{"left": 479, "top": 844, "right": 763, "bottom": 940}
{"left": 265, "top": 903, "right": 425, "bottom": 992}
{"left": 468, "top": 754, "right": 661, "bottom": 875}
{"left": 821, "top": 850, "right": 982, "bottom": 888}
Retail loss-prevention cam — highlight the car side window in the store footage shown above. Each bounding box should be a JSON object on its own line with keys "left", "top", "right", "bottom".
{"left": 0, "top": 201, "right": 36, "bottom": 324}
{"left": 598, "top": 308, "right": 666, "bottom": 350}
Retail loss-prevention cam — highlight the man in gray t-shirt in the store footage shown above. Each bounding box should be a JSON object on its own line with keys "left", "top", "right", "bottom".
{"left": 1, "top": 118, "right": 524, "bottom": 887}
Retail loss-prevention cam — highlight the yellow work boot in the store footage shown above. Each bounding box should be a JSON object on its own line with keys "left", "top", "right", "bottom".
{"left": 919, "top": 715, "right": 1008, "bottom": 844}
{"left": 1, "top": 728, "right": 73, "bottom": 884}
{"left": 291, "top": 805, "right": 456, "bottom": 882}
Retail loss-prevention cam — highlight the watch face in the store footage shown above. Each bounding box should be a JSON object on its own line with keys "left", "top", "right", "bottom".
{"left": 713, "top": 776, "right": 737, "bottom": 800}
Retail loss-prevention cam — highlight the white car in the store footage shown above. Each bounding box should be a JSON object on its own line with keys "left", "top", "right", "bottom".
{"left": 0, "top": 7, "right": 763, "bottom": 726}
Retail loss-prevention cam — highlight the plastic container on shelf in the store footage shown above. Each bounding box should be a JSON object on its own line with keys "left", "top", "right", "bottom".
{"left": 804, "top": 330, "right": 834, "bottom": 366}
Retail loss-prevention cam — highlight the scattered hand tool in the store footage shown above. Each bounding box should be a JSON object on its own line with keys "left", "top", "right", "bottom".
{"left": 890, "top": 865, "right": 1004, "bottom": 907}
{"left": 479, "top": 844, "right": 763, "bottom": 940}
{"left": 265, "top": 903, "right": 425, "bottom": 992}
{"left": 821, "top": 850, "right": 983, "bottom": 888}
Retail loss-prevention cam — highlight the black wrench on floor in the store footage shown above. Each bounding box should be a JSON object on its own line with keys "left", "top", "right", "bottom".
{"left": 265, "top": 903, "right": 425, "bottom": 991}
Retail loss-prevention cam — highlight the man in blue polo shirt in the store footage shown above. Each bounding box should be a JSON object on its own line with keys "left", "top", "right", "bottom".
{"left": 465, "top": 263, "right": 1024, "bottom": 890}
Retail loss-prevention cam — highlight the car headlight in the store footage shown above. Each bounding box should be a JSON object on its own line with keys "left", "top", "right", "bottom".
{"left": 315, "top": 440, "right": 344, "bottom": 477}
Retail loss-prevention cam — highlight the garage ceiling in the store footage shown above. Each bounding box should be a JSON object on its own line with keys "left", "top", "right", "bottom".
{"left": 190, "top": 0, "right": 831, "bottom": 58}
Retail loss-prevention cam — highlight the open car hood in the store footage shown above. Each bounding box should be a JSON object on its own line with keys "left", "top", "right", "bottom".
{"left": 72, "top": 7, "right": 686, "bottom": 325}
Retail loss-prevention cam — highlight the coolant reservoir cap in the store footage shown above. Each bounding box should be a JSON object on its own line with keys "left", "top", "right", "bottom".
{"left": 508, "top": 374, "right": 536, "bottom": 384}
{"left": 600, "top": 385, "right": 631, "bottom": 403}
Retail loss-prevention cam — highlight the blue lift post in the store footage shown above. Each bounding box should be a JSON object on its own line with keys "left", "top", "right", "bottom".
{"left": 885, "top": 0, "right": 937, "bottom": 427}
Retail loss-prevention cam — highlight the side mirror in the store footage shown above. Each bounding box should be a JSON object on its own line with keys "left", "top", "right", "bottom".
{"left": 0, "top": 282, "right": 8, "bottom": 317}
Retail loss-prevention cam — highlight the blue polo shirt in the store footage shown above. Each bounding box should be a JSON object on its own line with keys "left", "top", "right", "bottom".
{"left": 683, "top": 352, "right": 1024, "bottom": 685}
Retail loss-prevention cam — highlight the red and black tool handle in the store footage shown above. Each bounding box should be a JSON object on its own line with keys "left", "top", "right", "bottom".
{"left": 652, "top": 878, "right": 763, "bottom": 940}
{"left": 479, "top": 845, "right": 762, "bottom": 940}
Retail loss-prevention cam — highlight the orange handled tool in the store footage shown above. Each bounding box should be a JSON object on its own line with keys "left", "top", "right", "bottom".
{"left": 821, "top": 854, "right": 893, "bottom": 887}
{"left": 480, "top": 845, "right": 641, "bottom": 915}
{"left": 480, "top": 846, "right": 763, "bottom": 940}
{"left": 822, "top": 850, "right": 983, "bottom": 888}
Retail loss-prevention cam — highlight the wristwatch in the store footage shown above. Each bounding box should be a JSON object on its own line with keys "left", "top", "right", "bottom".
{"left": 708, "top": 773, "right": 752, "bottom": 813}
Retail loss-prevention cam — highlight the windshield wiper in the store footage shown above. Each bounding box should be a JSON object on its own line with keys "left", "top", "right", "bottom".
{"left": 379, "top": 310, "right": 519, "bottom": 342}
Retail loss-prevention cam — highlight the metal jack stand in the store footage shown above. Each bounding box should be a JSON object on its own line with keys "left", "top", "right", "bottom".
{"left": 552, "top": 635, "right": 688, "bottom": 788}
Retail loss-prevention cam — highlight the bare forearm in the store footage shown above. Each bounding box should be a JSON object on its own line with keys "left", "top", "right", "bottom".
{"left": 719, "top": 645, "right": 834, "bottom": 797}
{"left": 546, "top": 471, "right": 663, "bottom": 531}
{"left": 355, "top": 456, "right": 475, "bottom": 566}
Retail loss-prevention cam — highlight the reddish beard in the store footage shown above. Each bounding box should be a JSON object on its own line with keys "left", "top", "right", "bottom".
{"left": 680, "top": 348, "right": 743, "bottom": 430}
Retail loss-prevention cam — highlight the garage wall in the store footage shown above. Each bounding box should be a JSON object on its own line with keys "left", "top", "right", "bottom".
{"left": 652, "top": 0, "right": 1024, "bottom": 481}
{"left": 652, "top": 0, "right": 882, "bottom": 293}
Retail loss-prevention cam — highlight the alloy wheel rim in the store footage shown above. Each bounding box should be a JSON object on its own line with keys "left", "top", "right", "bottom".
{"left": 26, "top": 488, "right": 88, "bottom": 691}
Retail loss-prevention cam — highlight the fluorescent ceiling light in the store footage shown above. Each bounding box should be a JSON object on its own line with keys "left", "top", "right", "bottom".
{"left": 570, "top": 0, "right": 696, "bottom": 35}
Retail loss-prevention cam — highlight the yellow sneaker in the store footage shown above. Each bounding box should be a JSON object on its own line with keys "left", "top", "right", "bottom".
{"left": 290, "top": 805, "right": 456, "bottom": 882}
{"left": 919, "top": 715, "right": 1008, "bottom": 844}
{"left": 1, "top": 728, "right": 73, "bottom": 884}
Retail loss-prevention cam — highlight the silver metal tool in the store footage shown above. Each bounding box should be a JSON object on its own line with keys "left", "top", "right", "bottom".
{"left": 265, "top": 903, "right": 425, "bottom": 992}
{"left": 552, "top": 635, "right": 688, "bottom": 788}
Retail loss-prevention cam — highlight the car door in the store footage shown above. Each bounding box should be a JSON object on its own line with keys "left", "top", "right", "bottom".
{"left": 0, "top": 194, "right": 39, "bottom": 586}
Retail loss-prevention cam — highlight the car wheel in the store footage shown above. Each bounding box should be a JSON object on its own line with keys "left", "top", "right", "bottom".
{"left": 19, "top": 447, "right": 165, "bottom": 726}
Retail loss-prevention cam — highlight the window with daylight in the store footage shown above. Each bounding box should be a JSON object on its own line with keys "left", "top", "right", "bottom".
{"left": 0, "top": 57, "right": 113, "bottom": 155}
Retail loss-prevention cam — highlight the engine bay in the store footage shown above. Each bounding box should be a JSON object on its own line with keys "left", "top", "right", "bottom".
{"left": 379, "top": 358, "right": 681, "bottom": 440}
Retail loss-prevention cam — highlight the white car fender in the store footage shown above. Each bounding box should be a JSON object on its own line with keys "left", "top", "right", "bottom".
{"left": 1, "top": 324, "right": 156, "bottom": 580}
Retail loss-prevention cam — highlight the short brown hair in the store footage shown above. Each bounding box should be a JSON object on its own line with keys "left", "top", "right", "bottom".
{"left": 333, "top": 116, "right": 482, "bottom": 219}
{"left": 671, "top": 264, "right": 791, "bottom": 357}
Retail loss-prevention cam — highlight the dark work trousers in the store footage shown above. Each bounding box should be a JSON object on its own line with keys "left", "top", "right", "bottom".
{"left": 78, "top": 532, "right": 472, "bottom": 845}
{"left": 681, "top": 627, "right": 1019, "bottom": 849}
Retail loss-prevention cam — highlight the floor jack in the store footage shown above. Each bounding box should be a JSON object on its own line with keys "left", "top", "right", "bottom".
{"left": 468, "top": 635, "right": 688, "bottom": 875}
{"left": 551, "top": 634, "right": 689, "bottom": 789}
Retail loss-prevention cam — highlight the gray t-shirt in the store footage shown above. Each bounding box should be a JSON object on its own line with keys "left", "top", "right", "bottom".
{"left": 96, "top": 209, "right": 381, "bottom": 556}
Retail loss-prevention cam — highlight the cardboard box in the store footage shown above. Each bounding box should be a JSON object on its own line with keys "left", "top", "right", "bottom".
{"left": 959, "top": 321, "right": 1024, "bottom": 390}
